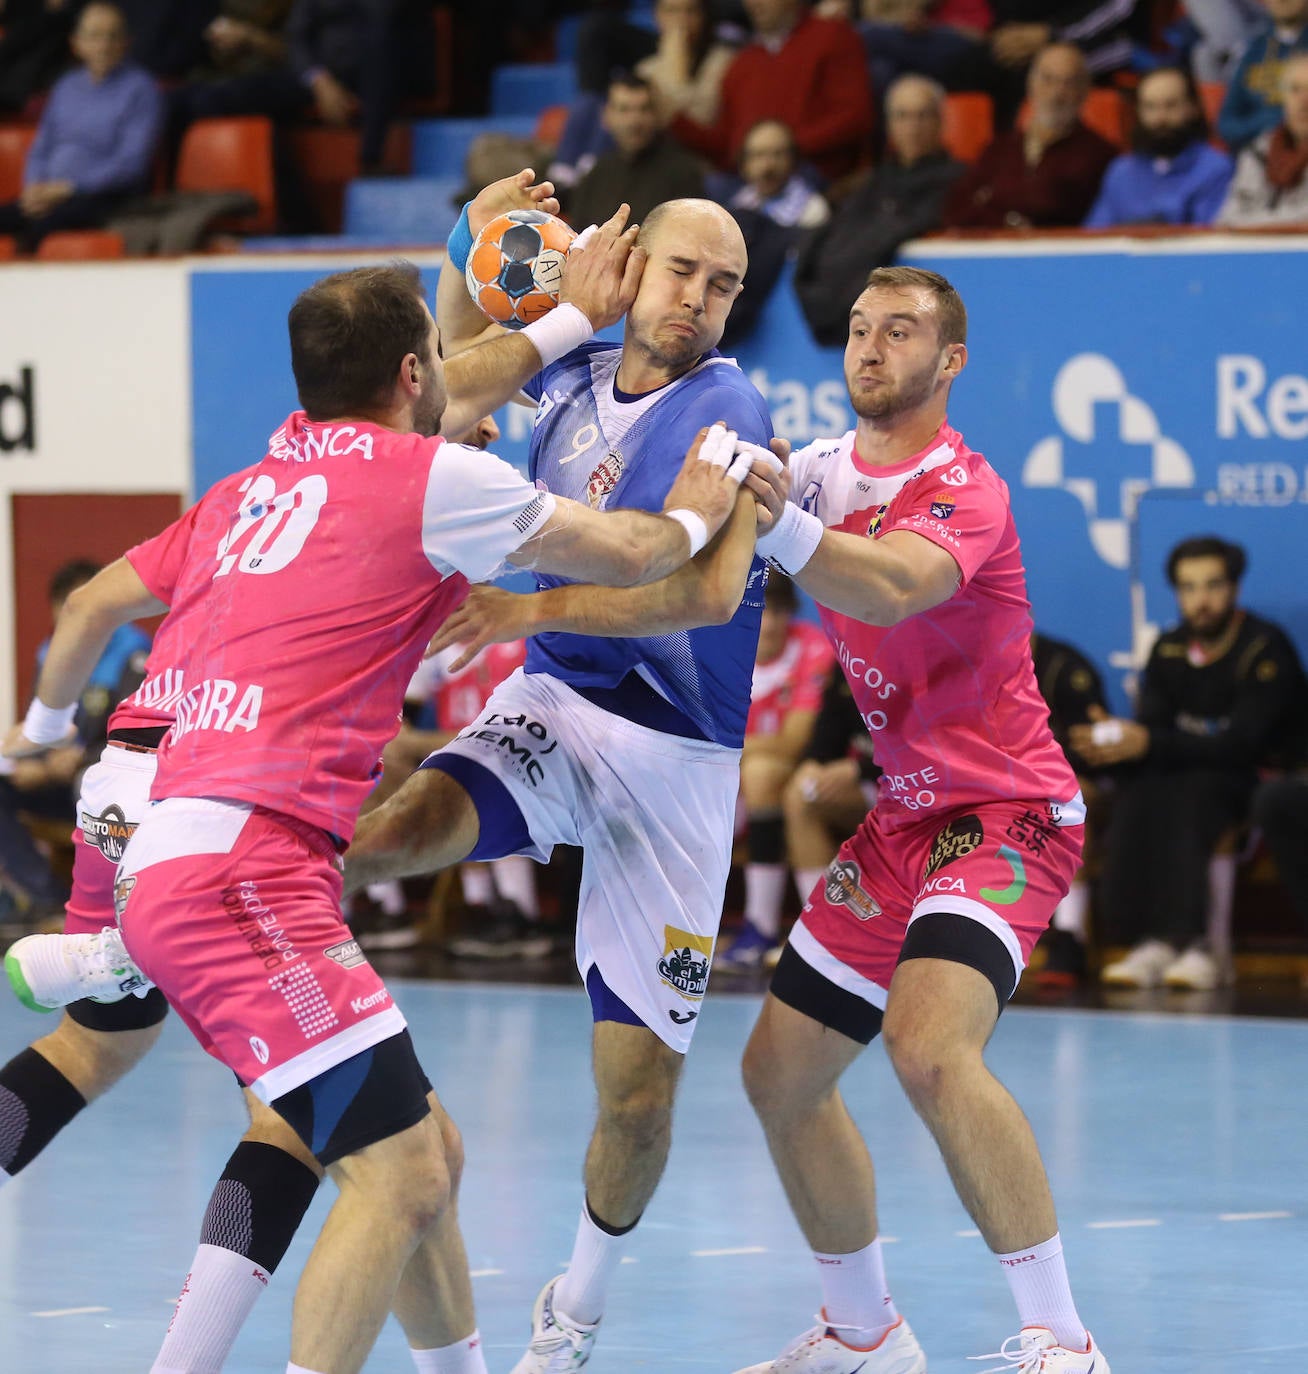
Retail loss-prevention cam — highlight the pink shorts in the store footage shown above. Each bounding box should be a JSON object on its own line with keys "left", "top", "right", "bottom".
{"left": 792, "top": 798, "right": 1084, "bottom": 1008}
{"left": 66, "top": 743, "right": 156, "bottom": 937}
{"left": 115, "top": 797, "right": 404, "bottom": 1101}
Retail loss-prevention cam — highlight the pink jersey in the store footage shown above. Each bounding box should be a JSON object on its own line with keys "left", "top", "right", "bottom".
{"left": 746, "top": 619, "right": 833, "bottom": 738}
{"left": 788, "top": 423, "right": 1081, "bottom": 830}
{"left": 410, "top": 640, "right": 528, "bottom": 731}
{"left": 126, "top": 412, "right": 556, "bottom": 841}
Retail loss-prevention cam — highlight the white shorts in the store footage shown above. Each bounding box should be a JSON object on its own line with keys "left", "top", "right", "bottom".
{"left": 67, "top": 744, "right": 157, "bottom": 936}
{"left": 428, "top": 669, "right": 741, "bottom": 1052}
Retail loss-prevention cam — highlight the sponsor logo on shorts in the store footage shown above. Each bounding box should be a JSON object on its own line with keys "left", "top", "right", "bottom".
{"left": 920, "top": 874, "right": 966, "bottom": 897}
{"left": 249, "top": 1035, "right": 270, "bottom": 1064}
{"left": 112, "top": 873, "right": 136, "bottom": 924}
{"left": 81, "top": 804, "right": 137, "bottom": 863}
{"left": 657, "top": 926, "right": 713, "bottom": 1001}
{"left": 587, "top": 451, "right": 625, "bottom": 508}
{"left": 979, "top": 845, "right": 1028, "bottom": 906}
{"left": 456, "top": 711, "right": 557, "bottom": 788}
{"left": 928, "top": 491, "right": 956, "bottom": 519}
{"left": 350, "top": 988, "right": 391, "bottom": 1014}
{"left": 668, "top": 1008, "right": 698, "bottom": 1024}
{"left": 824, "top": 860, "right": 881, "bottom": 921}
{"left": 223, "top": 880, "right": 301, "bottom": 971}
{"left": 323, "top": 938, "right": 366, "bottom": 969}
{"left": 924, "top": 815, "right": 984, "bottom": 876}
{"left": 1005, "top": 808, "right": 1056, "bottom": 857}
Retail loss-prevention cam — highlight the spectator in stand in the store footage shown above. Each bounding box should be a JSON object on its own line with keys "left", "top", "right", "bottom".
{"left": 0, "top": 2, "right": 162, "bottom": 252}
{"left": 1185, "top": 0, "right": 1267, "bottom": 82}
{"left": 1218, "top": 0, "right": 1308, "bottom": 149}
{"left": 0, "top": 0, "right": 77, "bottom": 116}
{"left": 1085, "top": 65, "right": 1233, "bottom": 226}
{"left": 1028, "top": 630, "right": 1110, "bottom": 987}
{"left": 792, "top": 73, "right": 963, "bottom": 345}
{"left": 1071, "top": 536, "right": 1308, "bottom": 991}
{"left": 670, "top": 0, "right": 875, "bottom": 181}
{"left": 0, "top": 561, "right": 151, "bottom": 932}
{"left": 1217, "top": 49, "right": 1308, "bottom": 222}
{"left": 718, "top": 575, "right": 835, "bottom": 970}
{"left": 942, "top": 41, "right": 1116, "bottom": 228}
{"left": 821, "top": 0, "right": 994, "bottom": 96}
{"left": 564, "top": 72, "right": 706, "bottom": 229}
{"left": 718, "top": 117, "right": 830, "bottom": 227}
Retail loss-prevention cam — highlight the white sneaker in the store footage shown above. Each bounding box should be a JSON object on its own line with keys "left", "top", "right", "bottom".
{"left": 1099, "top": 939, "right": 1176, "bottom": 988}
{"left": 734, "top": 1313, "right": 927, "bottom": 1373}
{"left": 4, "top": 927, "right": 153, "bottom": 1012}
{"left": 970, "top": 1326, "right": 1109, "bottom": 1373}
{"left": 509, "top": 1276, "right": 599, "bottom": 1373}
{"left": 1163, "top": 945, "right": 1223, "bottom": 990}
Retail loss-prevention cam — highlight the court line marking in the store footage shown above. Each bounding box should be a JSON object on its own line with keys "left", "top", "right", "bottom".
{"left": 955, "top": 1229, "right": 982, "bottom": 1238}
{"left": 469, "top": 1268, "right": 504, "bottom": 1278}
{"left": 1086, "top": 1218, "right": 1161, "bottom": 1229}
{"left": 1219, "top": 1211, "right": 1294, "bottom": 1222}
{"left": 31, "top": 1306, "right": 110, "bottom": 1318}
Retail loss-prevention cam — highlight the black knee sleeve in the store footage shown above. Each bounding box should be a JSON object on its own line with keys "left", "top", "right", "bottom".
{"left": 199, "top": 1140, "right": 320, "bottom": 1273}
{"left": 67, "top": 987, "right": 169, "bottom": 1032}
{"left": 0, "top": 1047, "right": 87, "bottom": 1175}
{"left": 747, "top": 812, "right": 787, "bottom": 865}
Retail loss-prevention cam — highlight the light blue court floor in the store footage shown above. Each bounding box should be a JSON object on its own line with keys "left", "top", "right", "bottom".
{"left": 1, "top": 981, "right": 1305, "bottom": 1373}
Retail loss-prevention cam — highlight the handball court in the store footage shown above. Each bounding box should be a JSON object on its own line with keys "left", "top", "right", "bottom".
{"left": 0, "top": 977, "right": 1304, "bottom": 1373}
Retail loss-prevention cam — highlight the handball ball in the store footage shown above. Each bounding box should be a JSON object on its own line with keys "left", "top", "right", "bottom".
{"left": 465, "top": 209, "right": 577, "bottom": 329}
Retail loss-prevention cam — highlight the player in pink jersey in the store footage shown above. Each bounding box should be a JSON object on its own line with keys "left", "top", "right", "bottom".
{"left": 4, "top": 242, "right": 763, "bottom": 1374}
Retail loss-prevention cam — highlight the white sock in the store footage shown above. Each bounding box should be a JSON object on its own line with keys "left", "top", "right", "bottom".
{"left": 795, "top": 867, "right": 827, "bottom": 906}
{"left": 997, "top": 1233, "right": 1086, "bottom": 1351}
{"left": 813, "top": 1240, "right": 898, "bottom": 1344}
{"left": 743, "top": 863, "right": 787, "bottom": 939}
{"left": 1052, "top": 881, "right": 1088, "bottom": 939}
{"left": 552, "top": 1202, "right": 632, "bottom": 1325}
{"left": 460, "top": 864, "right": 494, "bottom": 907}
{"left": 152, "top": 1243, "right": 271, "bottom": 1373}
{"left": 410, "top": 1330, "right": 488, "bottom": 1373}
{"left": 491, "top": 856, "right": 539, "bottom": 919}
{"left": 287, "top": 1364, "right": 326, "bottom": 1374}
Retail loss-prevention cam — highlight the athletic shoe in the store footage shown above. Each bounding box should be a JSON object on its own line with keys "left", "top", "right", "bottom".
{"left": 1099, "top": 939, "right": 1176, "bottom": 988}
{"left": 715, "top": 921, "right": 776, "bottom": 973}
{"left": 5, "top": 926, "right": 152, "bottom": 1012}
{"left": 1034, "top": 929, "right": 1086, "bottom": 989}
{"left": 970, "top": 1325, "right": 1109, "bottom": 1372}
{"left": 733, "top": 1313, "right": 926, "bottom": 1373}
{"left": 354, "top": 907, "right": 421, "bottom": 951}
{"left": 509, "top": 1275, "right": 599, "bottom": 1373}
{"left": 1162, "top": 945, "right": 1223, "bottom": 990}
{"left": 447, "top": 901, "right": 554, "bottom": 960}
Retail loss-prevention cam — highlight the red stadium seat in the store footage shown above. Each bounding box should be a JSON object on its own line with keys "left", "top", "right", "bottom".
{"left": 942, "top": 92, "right": 994, "bottom": 164}
{"left": 288, "top": 124, "right": 412, "bottom": 233}
{"left": 176, "top": 116, "right": 277, "bottom": 234}
{"left": 0, "top": 124, "right": 38, "bottom": 202}
{"left": 534, "top": 103, "right": 570, "bottom": 151}
{"left": 1200, "top": 81, "right": 1227, "bottom": 146}
{"left": 1081, "top": 87, "right": 1129, "bottom": 147}
{"left": 0, "top": 235, "right": 17, "bottom": 259}
{"left": 36, "top": 230, "right": 127, "bottom": 260}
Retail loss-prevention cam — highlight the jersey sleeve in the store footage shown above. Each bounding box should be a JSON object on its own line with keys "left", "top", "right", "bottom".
{"left": 786, "top": 440, "right": 827, "bottom": 511}
{"left": 124, "top": 499, "right": 205, "bottom": 603}
{"left": 886, "top": 473, "right": 1007, "bottom": 586}
{"left": 678, "top": 379, "right": 773, "bottom": 447}
{"left": 422, "top": 441, "right": 558, "bottom": 582}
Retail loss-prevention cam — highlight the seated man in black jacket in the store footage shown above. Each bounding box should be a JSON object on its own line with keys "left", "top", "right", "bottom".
{"left": 791, "top": 73, "right": 963, "bottom": 347}
{"left": 1071, "top": 536, "right": 1308, "bottom": 990}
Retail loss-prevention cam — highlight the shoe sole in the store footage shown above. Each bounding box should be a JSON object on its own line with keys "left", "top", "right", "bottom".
{"left": 4, "top": 946, "right": 55, "bottom": 1013}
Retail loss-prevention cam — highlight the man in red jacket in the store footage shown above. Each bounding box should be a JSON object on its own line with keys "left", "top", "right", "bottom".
{"left": 670, "top": 0, "right": 875, "bottom": 180}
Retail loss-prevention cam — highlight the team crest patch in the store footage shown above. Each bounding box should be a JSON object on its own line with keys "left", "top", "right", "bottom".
{"left": 924, "top": 814, "right": 984, "bottom": 876}
{"left": 868, "top": 503, "right": 888, "bottom": 537}
{"left": 80, "top": 804, "right": 137, "bottom": 863}
{"left": 657, "top": 926, "right": 713, "bottom": 1000}
{"left": 928, "top": 492, "right": 956, "bottom": 519}
{"left": 323, "top": 938, "right": 365, "bottom": 969}
{"left": 587, "top": 451, "right": 625, "bottom": 508}
{"left": 113, "top": 874, "right": 136, "bottom": 924}
{"left": 824, "top": 860, "right": 881, "bottom": 921}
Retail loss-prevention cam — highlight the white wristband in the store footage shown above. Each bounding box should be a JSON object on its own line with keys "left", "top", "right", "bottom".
{"left": 665, "top": 508, "right": 709, "bottom": 558}
{"left": 522, "top": 302, "right": 594, "bottom": 367}
{"left": 22, "top": 697, "right": 77, "bottom": 745}
{"left": 756, "top": 502, "right": 824, "bottom": 574}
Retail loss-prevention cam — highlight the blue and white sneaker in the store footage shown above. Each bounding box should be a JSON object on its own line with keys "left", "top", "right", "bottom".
{"left": 715, "top": 922, "right": 777, "bottom": 973}
{"left": 509, "top": 1275, "right": 599, "bottom": 1373}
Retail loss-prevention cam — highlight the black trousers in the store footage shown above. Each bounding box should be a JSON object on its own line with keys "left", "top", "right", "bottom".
{"left": 1252, "top": 775, "right": 1308, "bottom": 929}
{"left": 1098, "top": 767, "right": 1254, "bottom": 949}
{"left": 0, "top": 191, "right": 130, "bottom": 252}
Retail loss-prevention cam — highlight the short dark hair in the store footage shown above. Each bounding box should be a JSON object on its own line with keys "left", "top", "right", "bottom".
{"left": 862, "top": 266, "right": 967, "bottom": 345}
{"left": 50, "top": 559, "right": 102, "bottom": 603}
{"left": 764, "top": 570, "right": 798, "bottom": 613}
{"left": 1165, "top": 535, "right": 1247, "bottom": 586}
{"left": 606, "top": 71, "right": 654, "bottom": 101}
{"left": 1134, "top": 64, "right": 1210, "bottom": 139}
{"left": 288, "top": 262, "right": 432, "bottom": 421}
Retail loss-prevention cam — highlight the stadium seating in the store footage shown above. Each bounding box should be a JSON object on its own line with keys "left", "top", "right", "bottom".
{"left": 0, "top": 235, "right": 17, "bottom": 259}
{"left": 176, "top": 117, "right": 277, "bottom": 235}
{"left": 490, "top": 63, "right": 577, "bottom": 117}
{"left": 0, "top": 124, "right": 38, "bottom": 202}
{"left": 36, "top": 230, "right": 127, "bottom": 260}
{"left": 343, "top": 175, "right": 464, "bottom": 241}
{"left": 410, "top": 115, "right": 538, "bottom": 178}
{"left": 1082, "top": 86, "right": 1130, "bottom": 147}
{"left": 942, "top": 92, "right": 994, "bottom": 164}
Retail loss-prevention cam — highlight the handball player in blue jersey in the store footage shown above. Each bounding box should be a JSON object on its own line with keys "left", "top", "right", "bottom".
{"left": 347, "top": 193, "right": 778, "bottom": 1372}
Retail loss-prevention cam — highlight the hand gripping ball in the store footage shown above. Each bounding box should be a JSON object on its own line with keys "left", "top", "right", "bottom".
{"left": 465, "top": 209, "right": 577, "bottom": 329}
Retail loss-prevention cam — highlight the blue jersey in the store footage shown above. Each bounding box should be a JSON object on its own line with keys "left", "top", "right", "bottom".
{"left": 523, "top": 340, "right": 771, "bottom": 748}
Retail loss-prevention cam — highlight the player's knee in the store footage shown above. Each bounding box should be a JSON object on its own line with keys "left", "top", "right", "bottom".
{"left": 881, "top": 1010, "right": 972, "bottom": 1110}
{"left": 598, "top": 1079, "right": 675, "bottom": 1152}
{"left": 433, "top": 1100, "right": 465, "bottom": 1194}
{"left": 741, "top": 1030, "right": 808, "bottom": 1124}
{"left": 37, "top": 1016, "right": 163, "bottom": 1097}
{"left": 243, "top": 1091, "right": 323, "bottom": 1174}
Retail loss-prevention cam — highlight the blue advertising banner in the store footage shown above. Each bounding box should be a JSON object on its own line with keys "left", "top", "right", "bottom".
{"left": 191, "top": 240, "right": 1308, "bottom": 710}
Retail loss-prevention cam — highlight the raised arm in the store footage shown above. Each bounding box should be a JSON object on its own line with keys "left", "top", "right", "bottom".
{"left": 790, "top": 529, "right": 961, "bottom": 626}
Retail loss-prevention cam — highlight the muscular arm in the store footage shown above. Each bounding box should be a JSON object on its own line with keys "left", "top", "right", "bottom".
{"left": 794, "top": 528, "right": 961, "bottom": 626}
{"left": 440, "top": 331, "right": 553, "bottom": 439}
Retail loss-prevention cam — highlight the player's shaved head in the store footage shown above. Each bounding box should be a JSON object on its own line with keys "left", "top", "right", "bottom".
{"left": 638, "top": 198, "right": 747, "bottom": 272}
